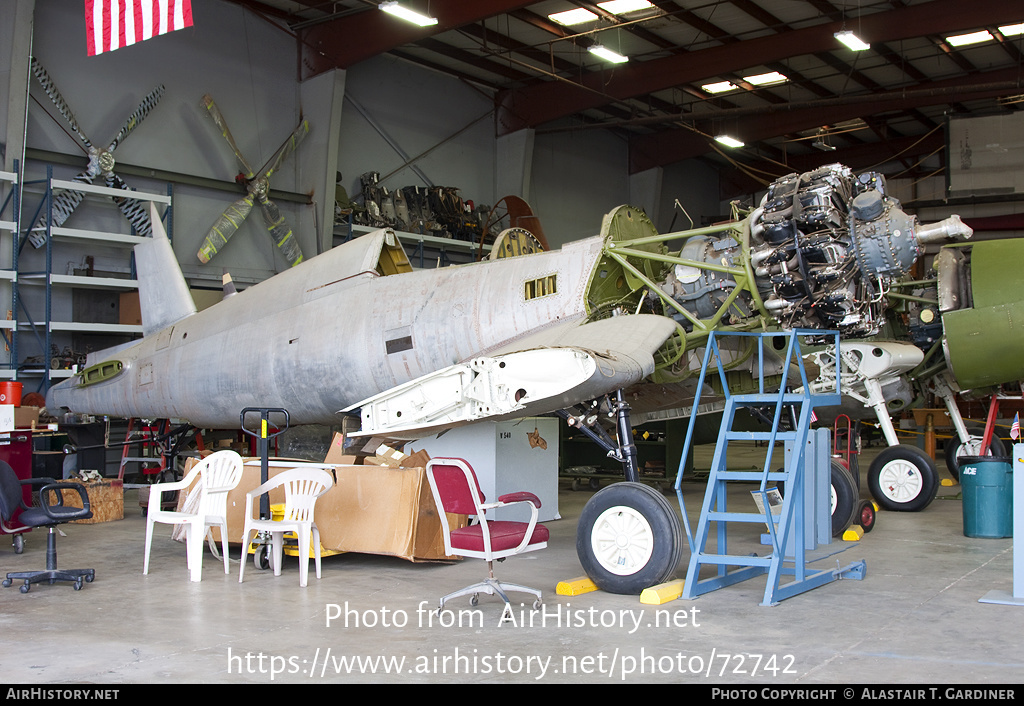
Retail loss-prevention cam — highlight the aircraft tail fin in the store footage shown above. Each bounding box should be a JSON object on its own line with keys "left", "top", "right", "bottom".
{"left": 135, "top": 203, "right": 197, "bottom": 337}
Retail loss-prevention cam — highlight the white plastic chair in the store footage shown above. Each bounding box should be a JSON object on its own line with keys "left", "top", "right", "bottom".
{"left": 143, "top": 450, "right": 245, "bottom": 582}
{"left": 238, "top": 467, "right": 334, "bottom": 587}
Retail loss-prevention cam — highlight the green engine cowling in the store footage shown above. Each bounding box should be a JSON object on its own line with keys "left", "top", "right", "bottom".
{"left": 941, "top": 239, "right": 1024, "bottom": 391}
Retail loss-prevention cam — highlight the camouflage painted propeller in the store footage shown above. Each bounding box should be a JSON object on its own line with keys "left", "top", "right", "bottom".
{"left": 197, "top": 94, "right": 309, "bottom": 267}
{"left": 29, "top": 58, "right": 164, "bottom": 247}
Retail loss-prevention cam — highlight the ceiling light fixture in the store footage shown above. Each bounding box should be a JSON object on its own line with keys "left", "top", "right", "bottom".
{"left": 834, "top": 30, "right": 870, "bottom": 51}
{"left": 588, "top": 44, "right": 629, "bottom": 64}
{"left": 597, "top": 0, "right": 654, "bottom": 14}
{"left": 998, "top": 23, "right": 1024, "bottom": 37}
{"left": 743, "top": 71, "right": 787, "bottom": 86}
{"left": 702, "top": 81, "right": 738, "bottom": 94}
{"left": 811, "top": 129, "right": 836, "bottom": 152}
{"left": 548, "top": 8, "right": 598, "bottom": 26}
{"left": 945, "top": 30, "right": 994, "bottom": 47}
{"left": 379, "top": 1, "right": 438, "bottom": 27}
{"left": 714, "top": 135, "right": 744, "bottom": 148}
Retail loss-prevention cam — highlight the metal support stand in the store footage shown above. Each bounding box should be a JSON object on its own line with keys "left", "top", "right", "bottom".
{"left": 979, "top": 445, "right": 1024, "bottom": 606}
{"left": 676, "top": 330, "right": 865, "bottom": 606}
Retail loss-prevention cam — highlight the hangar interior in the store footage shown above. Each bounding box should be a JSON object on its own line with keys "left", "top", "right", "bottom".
{"left": 0, "top": 0, "right": 1023, "bottom": 685}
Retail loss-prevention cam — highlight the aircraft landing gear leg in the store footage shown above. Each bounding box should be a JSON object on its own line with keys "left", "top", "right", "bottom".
{"left": 557, "top": 390, "right": 638, "bottom": 482}
{"left": 562, "top": 391, "right": 681, "bottom": 594}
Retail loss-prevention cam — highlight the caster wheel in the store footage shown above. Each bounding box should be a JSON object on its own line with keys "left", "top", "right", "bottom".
{"left": 533, "top": 600, "right": 542, "bottom": 609}
{"left": 2, "top": 578, "right": 11, "bottom": 588}
{"left": 20, "top": 582, "right": 30, "bottom": 593}
{"left": 588, "top": 477, "right": 601, "bottom": 491}
{"left": 469, "top": 594, "right": 479, "bottom": 607}
{"left": 571, "top": 478, "right": 580, "bottom": 491}
{"left": 13, "top": 534, "right": 24, "bottom": 554}
{"left": 254, "top": 545, "right": 271, "bottom": 571}
{"left": 85, "top": 574, "right": 95, "bottom": 583}
{"left": 858, "top": 500, "right": 876, "bottom": 533}
{"left": 74, "top": 580, "right": 83, "bottom": 591}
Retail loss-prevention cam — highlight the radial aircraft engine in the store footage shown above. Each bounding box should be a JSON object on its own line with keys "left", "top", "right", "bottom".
{"left": 46, "top": 163, "right": 971, "bottom": 594}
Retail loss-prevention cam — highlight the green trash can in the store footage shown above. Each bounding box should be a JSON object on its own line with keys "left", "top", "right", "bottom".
{"left": 959, "top": 456, "right": 1014, "bottom": 538}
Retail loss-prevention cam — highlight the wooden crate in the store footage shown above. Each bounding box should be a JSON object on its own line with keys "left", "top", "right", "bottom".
{"left": 57, "top": 479, "right": 124, "bottom": 524}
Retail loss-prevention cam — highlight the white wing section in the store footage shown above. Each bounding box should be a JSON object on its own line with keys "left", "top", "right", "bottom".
{"left": 344, "top": 314, "right": 676, "bottom": 439}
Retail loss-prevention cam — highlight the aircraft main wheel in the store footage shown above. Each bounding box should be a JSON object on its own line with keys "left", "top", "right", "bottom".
{"left": 576, "top": 482, "right": 683, "bottom": 595}
{"left": 944, "top": 434, "right": 1005, "bottom": 481}
{"left": 868, "top": 444, "right": 939, "bottom": 512}
{"left": 774, "top": 462, "right": 857, "bottom": 537}
{"left": 830, "top": 461, "right": 858, "bottom": 538}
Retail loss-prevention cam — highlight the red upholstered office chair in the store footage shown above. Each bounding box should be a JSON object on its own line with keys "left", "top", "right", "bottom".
{"left": 425, "top": 457, "right": 549, "bottom": 610}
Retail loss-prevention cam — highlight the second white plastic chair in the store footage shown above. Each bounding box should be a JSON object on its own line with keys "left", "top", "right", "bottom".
{"left": 238, "top": 467, "right": 334, "bottom": 587}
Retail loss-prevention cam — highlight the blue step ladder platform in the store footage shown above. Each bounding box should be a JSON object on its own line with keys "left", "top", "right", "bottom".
{"left": 675, "top": 330, "right": 866, "bottom": 606}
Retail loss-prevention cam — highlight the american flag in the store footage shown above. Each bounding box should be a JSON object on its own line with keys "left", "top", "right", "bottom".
{"left": 85, "top": 0, "right": 193, "bottom": 57}
{"left": 1011, "top": 412, "right": 1020, "bottom": 441}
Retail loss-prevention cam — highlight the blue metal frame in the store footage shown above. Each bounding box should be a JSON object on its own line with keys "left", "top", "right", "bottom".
{"left": 674, "top": 329, "right": 865, "bottom": 605}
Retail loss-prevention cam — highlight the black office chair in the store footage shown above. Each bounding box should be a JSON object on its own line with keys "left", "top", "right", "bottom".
{"left": 0, "top": 460, "right": 95, "bottom": 592}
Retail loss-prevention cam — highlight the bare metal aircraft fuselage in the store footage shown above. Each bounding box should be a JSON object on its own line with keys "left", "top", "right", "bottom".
{"left": 46, "top": 226, "right": 670, "bottom": 429}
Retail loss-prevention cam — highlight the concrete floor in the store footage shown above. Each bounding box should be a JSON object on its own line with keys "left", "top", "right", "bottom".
{"left": 1, "top": 444, "right": 1020, "bottom": 685}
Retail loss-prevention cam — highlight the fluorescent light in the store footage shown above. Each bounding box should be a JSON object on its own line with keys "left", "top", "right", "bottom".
{"left": 715, "top": 135, "right": 744, "bottom": 148}
{"left": 379, "top": 1, "right": 438, "bottom": 27}
{"left": 743, "top": 71, "right": 787, "bottom": 86}
{"left": 946, "top": 30, "right": 994, "bottom": 47}
{"left": 998, "top": 23, "right": 1024, "bottom": 37}
{"left": 588, "top": 44, "right": 629, "bottom": 63}
{"left": 548, "top": 8, "right": 598, "bottom": 26}
{"left": 598, "top": 0, "right": 654, "bottom": 14}
{"left": 834, "top": 30, "right": 870, "bottom": 51}
{"left": 702, "top": 81, "right": 738, "bottom": 94}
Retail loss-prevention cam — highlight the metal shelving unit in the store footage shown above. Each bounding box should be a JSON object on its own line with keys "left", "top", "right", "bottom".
{"left": 17, "top": 165, "right": 171, "bottom": 391}
{"left": 0, "top": 162, "right": 20, "bottom": 380}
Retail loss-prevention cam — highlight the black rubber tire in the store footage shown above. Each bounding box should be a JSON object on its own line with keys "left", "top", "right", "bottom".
{"left": 868, "top": 444, "right": 939, "bottom": 512}
{"left": 576, "top": 482, "right": 683, "bottom": 595}
{"left": 13, "top": 533, "right": 24, "bottom": 554}
{"left": 944, "top": 434, "right": 1006, "bottom": 481}
{"left": 830, "top": 461, "right": 858, "bottom": 538}
{"left": 254, "top": 544, "right": 272, "bottom": 571}
{"left": 858, "top": 500, "right": 876, "bottom": 533}
{"left": 774, "top": 462, "right": 856, "bottom": 538}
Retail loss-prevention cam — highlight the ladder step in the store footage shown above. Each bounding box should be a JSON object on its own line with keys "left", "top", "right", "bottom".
{"left": 732, "top": 393, "right": 809, "bottom": 404}
{"left": 706, "top": 511, "right": 778, "bottom": 524}
{"left": 724, "top": 430, "right": 797, "bottom": 441}
{"left": 714, "top": 470, "right": 788, "bottom": 482}
{"left": 693, "top": 553, "right": 772, "bottom": 568}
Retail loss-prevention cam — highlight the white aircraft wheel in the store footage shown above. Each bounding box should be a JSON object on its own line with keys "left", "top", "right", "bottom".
{"left": 868, "top": 444, "right": 939, "bottom": 512}
{"left": 576, "top": 482, "right": 683, "bottom": 595}
{"left": 944, "top": 434, "right": 1005, "bottom": 481}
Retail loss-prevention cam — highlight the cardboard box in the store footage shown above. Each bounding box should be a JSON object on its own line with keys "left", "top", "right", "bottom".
{"left": 14, "top": 406, "right": 41, "bottom": 429}
{"left": 58, "top": 479, "right": 124, "bottom": 523}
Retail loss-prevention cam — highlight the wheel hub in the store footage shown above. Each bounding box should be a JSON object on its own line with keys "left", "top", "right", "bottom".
{"left": 879, "top": 460, "right": 923, "bottom": 501}
{"left": 590, "top": 505, "right": 654, "bottom": 576}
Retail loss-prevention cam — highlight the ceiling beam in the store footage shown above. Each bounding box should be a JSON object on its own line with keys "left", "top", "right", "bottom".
{"left": 628, "top": 67, "right": 1024, "bottom": 172}
{"left": 716, "top": 131, "right": 946, "bottom": 199}
{"left": 299, "top": 1, "right": 537, "bottom": 77}
{"left": 496, "top": 0, "right": 1024, "bottom": 134}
